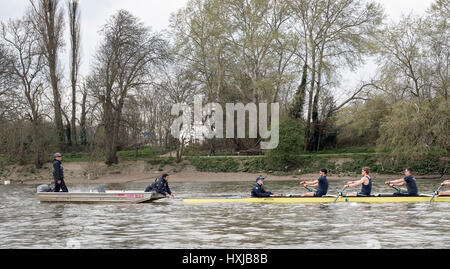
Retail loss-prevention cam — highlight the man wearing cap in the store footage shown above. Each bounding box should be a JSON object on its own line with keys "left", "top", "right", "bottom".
{"left": 53, "top": 153, "right": 69, "bottom": 192}
{"left": 251, "top": 177, "right": 278, "bottom": 198}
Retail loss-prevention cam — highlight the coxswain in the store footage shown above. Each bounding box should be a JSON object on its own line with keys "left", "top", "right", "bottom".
{"left": 251, "top": 177, "right": 279, "bottom": 197}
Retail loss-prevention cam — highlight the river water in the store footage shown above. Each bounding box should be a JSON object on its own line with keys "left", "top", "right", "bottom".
{"left": 0, "top": 178, "right": 449, "bottom": 249}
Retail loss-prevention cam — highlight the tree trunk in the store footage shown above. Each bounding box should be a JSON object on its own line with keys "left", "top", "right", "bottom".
{"left": 310, "top": 42, "right": 326, "bottom": 151}
{"left": 80, "top": 89, "right": 87, "bottom": 146}
{"left": 69, "top": 0, "right": 80, "bottom": 147}
{"left": 32, "top": 120, "right": 41, "bottom": 169}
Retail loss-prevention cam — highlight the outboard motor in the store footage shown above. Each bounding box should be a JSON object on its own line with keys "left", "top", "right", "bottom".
{"left": 37, "top": 184, "right": 53, "bottom": 193}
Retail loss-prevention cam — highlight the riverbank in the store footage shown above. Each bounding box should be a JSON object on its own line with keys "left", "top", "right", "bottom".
{"left": 0, "top": 160, "right": 445, "bottom": 185}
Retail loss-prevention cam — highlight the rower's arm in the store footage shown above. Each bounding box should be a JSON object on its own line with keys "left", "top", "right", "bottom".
{"left": 346, "top": 178, "right": 365, "bottom": 188}
{"left": 306, "top": 180, "right": 319, "bottom": 187}
{"left": 442, "top": 180, "right": 450, "bottom": 186}
{"left": 390, "top": 179, "right": 405, "bottom": 186}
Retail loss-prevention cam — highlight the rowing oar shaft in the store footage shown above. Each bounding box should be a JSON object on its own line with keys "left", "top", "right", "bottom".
{"left": 430, "top": 185, "right": 444, "bottom": 203}
{"left": 304, "top": 186, "right": 316, "bottom": 193}
{"left": 385, "top": 181, "right": 401, "bottom": 193}
{"left": 334, "top": 186, "right": 347, "bottom": 203}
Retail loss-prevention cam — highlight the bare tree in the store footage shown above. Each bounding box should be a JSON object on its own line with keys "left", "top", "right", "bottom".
{"left": 287, "top": 0, "right": 384, "bottom": 151}
{"left": 1, "top": 18, "right": 45, "bottom": 168}
{"left": 155, "top": 65, "right": 198, "bottom": 162}
{"left": 0, "top": 46, "right": 20, "bottom": 120}
{"left": 90, "top": 10, "right": 169, "bottom": 165}
{"left": 68, "top": 0, "right": 81, "bottom": 146}
{"left": 29, "top": 0, "right": 65, "bottom": 149}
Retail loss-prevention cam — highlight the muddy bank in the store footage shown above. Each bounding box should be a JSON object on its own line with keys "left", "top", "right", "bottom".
{"left": 0, "top": 160, "right": 445, "bottom": 186}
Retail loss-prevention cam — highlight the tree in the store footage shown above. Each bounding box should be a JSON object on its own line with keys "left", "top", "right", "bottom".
{"left": 0, "top": 46, "right": 19, "bottom": 120}
{"left": 287, "top": 0, "right": 384, "bottom": 151}
{"left": 155, "top": 65, "right": 198, "bottom": 162}
{"left": 264, "top": 117, "right": 304, "bottom": 170}
{"left": 1, "top": 18, "right": 45, "bottom": 168}
{"left": 68, "top": 0, "right": 81, "bottom": 146}
{"left": 29, "top": 0, "right": 66, "bottom": 149}
{"left": 378, "top": 97, "right": 449, "bottom": 158}
{"left": 90, "top": 10, "right": 169, "bottom": 165}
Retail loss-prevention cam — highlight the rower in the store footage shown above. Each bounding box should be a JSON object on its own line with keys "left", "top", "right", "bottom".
{"left": 145, "top": 173, "right": 174, "bottom": 198}
{"left": 386, "top": 168, "right": 419, "bottom": 196}
{"left": 251, "top": 177, "right": 278, "bottom": 197}
{"left": 300, "top": 169, "right": 329, "bottom": 197}
{"left": 438, "top": 180, "right": 450, "bottom": 196}
{"left": 344, "top": 167, "right": 372, "bottom": 197}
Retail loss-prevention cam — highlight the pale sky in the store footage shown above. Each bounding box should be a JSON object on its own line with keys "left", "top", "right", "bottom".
{"left": 0, "top": 0, "right": 435, "bottom": 98}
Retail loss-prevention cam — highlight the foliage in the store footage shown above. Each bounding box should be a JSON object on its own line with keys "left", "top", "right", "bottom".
{"left": 335, "top": 98, "right": 389, "bottom": 146}
{"left": 189, "top": 157, "right": 240, "bottom": 173}
{"left": 264, "top": 117, "right": 304, "bottom": 171}
{"left": 377, "top": 97, "right": 449, "bottom": 158}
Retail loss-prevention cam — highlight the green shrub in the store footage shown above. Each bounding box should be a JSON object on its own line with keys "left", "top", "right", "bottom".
{"left": 264, "top": 117, "right": 304, "bottom": 171}
{"left": 189, "top": 158, "right": 240, "bottom": 173}
{"left": 147, "top": 157, "right": 176, "bottom": 166}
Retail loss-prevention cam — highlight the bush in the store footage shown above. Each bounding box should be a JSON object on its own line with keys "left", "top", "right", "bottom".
{"left": 147, "top": 157, "right": 176, "bottom": 166}
{"left": 377, "top": 97, "right": 449, "bottom": 158}
{"left": 189, "top": 158, "right": 240, "bottom": 173}
{"left": 264, "top": 117, "right": 304, "bottom": 171}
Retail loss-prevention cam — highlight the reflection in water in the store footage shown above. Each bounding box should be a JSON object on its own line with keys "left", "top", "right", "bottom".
{"left": 0, "top": 179, "right": 449, "bottom": 249}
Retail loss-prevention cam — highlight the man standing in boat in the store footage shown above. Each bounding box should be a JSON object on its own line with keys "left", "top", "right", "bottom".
{"left": 145, "top": 173, "right": 174, "bottom": 198}
{"left": 344, "top": 167, "right": 372, "bottom": 197}
{"left": 300, "top": 169, "right": 329, "bottom": 197}
{"left": 386, "top": 168, "right": 419, "bottom": 196}
{"left": 53, "top": 153, "right": 69, "bottom": 192}
{"left": 251, "top": 177, "right": 279, "bottom": 197}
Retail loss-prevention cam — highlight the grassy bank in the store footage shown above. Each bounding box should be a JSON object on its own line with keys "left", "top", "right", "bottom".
{"left": 186, "top": 154, "right": 448, "bottom": 176}
{"left": 0, "top": 147, "right": 447, "bottom": 181}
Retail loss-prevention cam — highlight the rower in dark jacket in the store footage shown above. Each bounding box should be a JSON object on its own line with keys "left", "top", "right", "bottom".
{"left": 251, "top": 177, "right": 278, "bottom": 198}
{"left": 53, "top": 153, "right": 68, "bottom": 193}
{"left": 145, "top": 173, "right": 174, "bottom": 198}
{"left": 386, "top": 168, "right": 419, "bottom": 196}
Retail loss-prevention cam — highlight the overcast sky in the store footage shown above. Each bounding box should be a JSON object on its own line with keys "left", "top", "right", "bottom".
{"left": 0, "top": 0, "right": 435, "bottom": 99}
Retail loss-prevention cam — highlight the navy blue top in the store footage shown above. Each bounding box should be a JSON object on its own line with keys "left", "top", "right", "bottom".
{"left": 251, "top": 183, "right": 273, "bottom": 198}
{"left": 316, "top": 176, "right": 328, "bottom": 196}
{"left": 404, "top": 175, "right": 418, "bottom": 195}
{"left": 360, "top": 176, "right": 372, "bottom": 196}
{"left": 52, "top": 159, "right": 64, "bottom": 182}
{"left": 145, "top": 177, "right": 172, "bottom": 195}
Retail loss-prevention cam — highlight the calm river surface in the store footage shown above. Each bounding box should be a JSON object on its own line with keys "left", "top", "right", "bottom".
{"left": 0, "top": 179, "right": 449, "bottom": 249}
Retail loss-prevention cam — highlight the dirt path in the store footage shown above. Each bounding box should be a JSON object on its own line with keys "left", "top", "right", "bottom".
{"left": 2, "top": 160, "right": 445, "bottom": 186}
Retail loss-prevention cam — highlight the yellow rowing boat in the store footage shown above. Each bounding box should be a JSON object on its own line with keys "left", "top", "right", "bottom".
{"left": 184, "top": 195, "right": 450, "bottom": 204}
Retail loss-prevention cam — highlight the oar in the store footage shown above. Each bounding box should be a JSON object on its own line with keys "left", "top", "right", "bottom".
{"left": 304, "top": 186, "right": 316, "bottom": 192}
{"left": 429, "top": 185, "right": 445, "bottom": 203}
{"left": 333, "top": 186, "right": 347, "bottom": 203}
{"left": 385, "top": 181, "right": 401, "bottom": 193}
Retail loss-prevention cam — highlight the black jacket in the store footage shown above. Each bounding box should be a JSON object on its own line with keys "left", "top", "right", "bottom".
{"left": 251, "top": 183, "right": 272, "bottom": 197}
{"left": 145, "top": 177, "right": 172, "bottom": 195}
{"left": 53, "top": 159, "right": 64, "bottom": 182}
